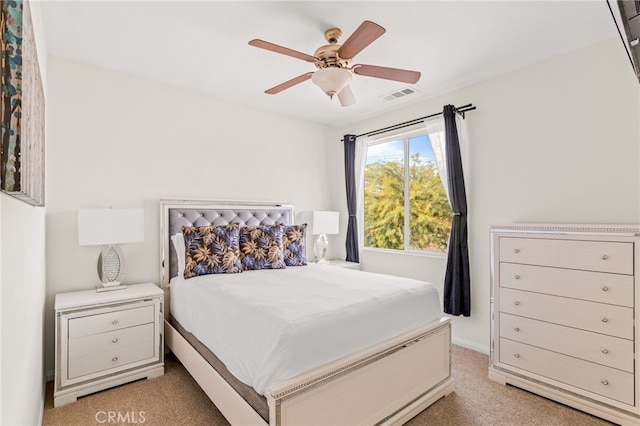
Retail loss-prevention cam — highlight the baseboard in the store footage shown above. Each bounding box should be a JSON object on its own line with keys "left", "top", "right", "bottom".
{"left": 451, "top": 337, "right": 489, "bottom": 355}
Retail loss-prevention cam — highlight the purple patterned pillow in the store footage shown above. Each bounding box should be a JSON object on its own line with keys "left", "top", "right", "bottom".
{"left": 182, "top": 224, "right": 242, "bottom": 277}
{"left": 239, "top": 224, "right": 286, "bottom": 270}
{"left": 282, "top": 224, "right": 307, "bottom": 266}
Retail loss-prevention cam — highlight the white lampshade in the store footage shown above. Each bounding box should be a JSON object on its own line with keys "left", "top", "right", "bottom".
{"left": 78, "top": 208, "right": 145, "bottom": 246}
{"left": 311, "top": 68, "right": 352, "bottom": 98}
{"left": 312, "top": 211, "right": 339, "bottom": 235}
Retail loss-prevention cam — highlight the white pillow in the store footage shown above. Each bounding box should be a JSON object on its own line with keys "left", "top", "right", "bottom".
{"left": 171, "top": 233, "right": 186, "bottom": 277}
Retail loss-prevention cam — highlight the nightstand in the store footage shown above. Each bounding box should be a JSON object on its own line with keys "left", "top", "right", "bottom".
{"left": 54, "top": 283, "right": 164, "bottom": 407}
{"left": 322, "top": 260, "right": 361, "bottom": 270}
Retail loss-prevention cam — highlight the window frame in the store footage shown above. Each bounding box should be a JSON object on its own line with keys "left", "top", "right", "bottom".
{"left": 362, "top": 127, "right": 451, "bottom": 257}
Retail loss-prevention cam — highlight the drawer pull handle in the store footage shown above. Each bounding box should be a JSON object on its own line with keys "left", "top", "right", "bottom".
{"left": 112, "top": 356, "right": 119, "bottom": 362}
{"left": 112, "top": 338, "right": 118, "bottom": 344}
{"left": 601, "top": 286, "right": 609, "bottom": 292}
{"left": 514, "top": 249, "right": 520, "bottom": 253}
{"left": 601, "top": 348, "right": 609, "bottom": 354}
{"left": 514, "top": 301, "right": 520, "bottom": 306}
{"left": 601, "top": 317, "right": 608, "bottom": 323}
{"left": 601, "top": 255, "right": 608, "bottom": 260}
{"left": 112, "top": 320, "right": 118, "bottom": 325}
{"left": 514, "top": 275, "right": 520, "bottom": 280}
{"left": 514, "top": 327, "right": 520, "bottom": 332}
{"left": 601, "top": 379, "right": 609, "bottom": 386}
{"left": 514, "top": 353, "right": 520, "bottom": 358}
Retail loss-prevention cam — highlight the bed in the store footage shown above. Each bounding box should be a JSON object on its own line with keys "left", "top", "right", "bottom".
{"left": 159, "top": 199, "right": 453, "bottom": 425}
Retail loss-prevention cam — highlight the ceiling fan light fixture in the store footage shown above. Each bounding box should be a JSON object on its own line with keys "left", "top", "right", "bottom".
{"left": 311, "top": 68, "right": 352, "bottom": 99}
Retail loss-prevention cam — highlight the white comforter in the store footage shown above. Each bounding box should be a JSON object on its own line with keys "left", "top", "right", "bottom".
{"left": 170, "top": 263, "right": 441, "bottom": 396}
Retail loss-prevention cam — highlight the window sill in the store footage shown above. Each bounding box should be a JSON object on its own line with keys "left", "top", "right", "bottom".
{"left": 361, "top": 247, "right": 447, "bottom": 260}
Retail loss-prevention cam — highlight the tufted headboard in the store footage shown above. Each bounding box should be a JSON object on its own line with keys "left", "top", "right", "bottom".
{"left": 159, "top": 199, "right": 294, "bottom": 287}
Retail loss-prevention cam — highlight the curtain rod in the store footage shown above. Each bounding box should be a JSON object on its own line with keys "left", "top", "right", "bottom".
{"left": 344, "top": 103, "right": 476, "bottom": 140}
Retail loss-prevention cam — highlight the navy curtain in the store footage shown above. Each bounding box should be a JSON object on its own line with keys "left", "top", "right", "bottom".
{"left": 343, "top": 134, "right": 359, "bottom": 263}
{"left": 442, "top": 105, "right": 471, "bottom": 316}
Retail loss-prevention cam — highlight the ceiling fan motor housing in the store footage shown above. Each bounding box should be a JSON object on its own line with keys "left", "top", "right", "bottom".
{"left": 313, "top": 43, "right": 351, "bottom": 70}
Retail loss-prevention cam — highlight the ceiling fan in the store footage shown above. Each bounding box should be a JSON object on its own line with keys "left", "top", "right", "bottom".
{"left": 248, "top": 20, "right": 421, "bottom": 107}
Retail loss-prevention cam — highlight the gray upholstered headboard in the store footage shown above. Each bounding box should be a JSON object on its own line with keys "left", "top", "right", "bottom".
{"left": 159, "top": 199, "right": 294, "bottom": 287}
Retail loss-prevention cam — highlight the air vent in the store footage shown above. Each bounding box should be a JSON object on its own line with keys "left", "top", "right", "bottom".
{"left": 382, "top": 87, "right": 417, "bottom": 101}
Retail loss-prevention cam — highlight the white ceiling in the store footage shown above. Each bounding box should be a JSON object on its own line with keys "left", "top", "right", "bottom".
{"left": 39, "top": 1, "right": 619, "bottom": 128}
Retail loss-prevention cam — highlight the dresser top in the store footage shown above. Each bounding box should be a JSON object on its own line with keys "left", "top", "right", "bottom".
{"left": 491, "top": 223, "right": 640, "bottom": 235}
{"left": 55, "top": 283, "right": 163, "bottom": 311}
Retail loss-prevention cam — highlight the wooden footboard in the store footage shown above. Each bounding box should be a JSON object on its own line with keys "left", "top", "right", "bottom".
{"left": 269, "top": 318, "right": 452, "bottom": 426}
{"left": 166, "top": 317, "right": 453, "bottom": 426}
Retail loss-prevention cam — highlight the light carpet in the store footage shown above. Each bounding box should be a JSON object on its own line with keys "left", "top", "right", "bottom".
{"left": 43, "top": 345, "right": 613, "bottom": 425}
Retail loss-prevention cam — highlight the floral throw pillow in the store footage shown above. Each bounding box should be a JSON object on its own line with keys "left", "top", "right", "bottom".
{"left": 239, "top": 225, "right": 286, "bottom": 270}
{"left": 182, "top": 224, "right": 242, "bottom": 278}
{"left": 282, "top": 224, "right": 307, "bottom": 266}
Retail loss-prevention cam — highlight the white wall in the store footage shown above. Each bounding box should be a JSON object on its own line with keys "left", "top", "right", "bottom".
{"left": 0, "top": 1, "right": 48, "bottom": 425}
{"left": 44, "top": 56, "right": 334, "bottom": 373}
{"left": 1, "top": 197, "right": 47, "bottom": 424}
{"left": 41, "top": 32, "right": 640, "bottom": 391}
{"left": 329, "top": 39, "right": 640, "bottom": 353}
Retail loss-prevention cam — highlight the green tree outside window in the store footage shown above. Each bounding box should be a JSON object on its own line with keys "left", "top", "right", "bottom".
{"left": 364, "top": 135, "right": 452, "bottom": 252}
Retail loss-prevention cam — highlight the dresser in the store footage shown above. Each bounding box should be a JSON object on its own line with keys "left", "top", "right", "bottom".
{"left": 54, "top": 283, "right": 164, "bottom": 407}
{"left": 489, "top": 224, "right": 640, "bottom": 425}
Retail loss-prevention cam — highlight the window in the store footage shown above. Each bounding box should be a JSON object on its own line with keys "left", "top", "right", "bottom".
{"left": 363, "top": 133, "right": 452, "bottom": 253}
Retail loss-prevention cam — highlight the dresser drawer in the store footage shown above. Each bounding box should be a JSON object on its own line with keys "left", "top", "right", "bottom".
{"left": 499, "top": 237, "right": 633, "bottom": 275}
{"left": 499, "top": 338, "right": 634, "bottom": 406}
{"left": 500, "top": 313, "right": 633, "bottom": 372}
{"left": 499, "top": 288, "right": 633, "bottom": 339}
{"left": 499, "top": 263, "right": 634, "bottom": 307}
{"left": 69, "top": 305, "right": 155, "bottom": 338}
{"left": 69, "top": 323, "right": 154, "bottom": 358}
{"left": 68, "top": 339, "right": 155, "bottom": 379}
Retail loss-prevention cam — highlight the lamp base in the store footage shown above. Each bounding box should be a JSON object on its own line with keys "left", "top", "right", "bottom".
{"left": 313, "top": 234, "right": 329, "bottom": 263}
{"left": 96, "top": 284, "right": 128, "bottom": 293}
{"left": 97, "top": 244, "right": 127, "bottom": 288}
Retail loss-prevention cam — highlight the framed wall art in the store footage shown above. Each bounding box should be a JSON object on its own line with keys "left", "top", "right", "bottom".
{"left": 1, "top": 0, "right": 45, "bottom": 206}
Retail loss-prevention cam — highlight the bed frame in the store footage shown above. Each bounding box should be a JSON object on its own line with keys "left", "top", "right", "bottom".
{"left": 159, "top": 199, "right": 453, "bottom": 426}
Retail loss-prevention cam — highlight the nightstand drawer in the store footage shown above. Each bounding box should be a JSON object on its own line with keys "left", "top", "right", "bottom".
{"left": 69, "top": 305, "right": 154, "bottom": 338}
{"left": 69, "top": 323, "right": 154, "bottom": 358}
{"left": 69, "top": 339, "right": 155, "bottom": 379}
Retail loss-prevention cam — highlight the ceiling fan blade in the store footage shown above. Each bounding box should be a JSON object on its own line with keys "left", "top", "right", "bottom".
{"left": 337, "top": 20, "right": 385, "bottom": 59}
{"left": 338, "top": 85, "right": 356, "bottom": 107}
{"left": 353, "top": 64, "right": 421, "bottom": 84}
{"left": 265, "top": 72, "right": 314, "bottom": 94}
{"left": 249, "top": 39, "right": 317, "bottom": 63}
